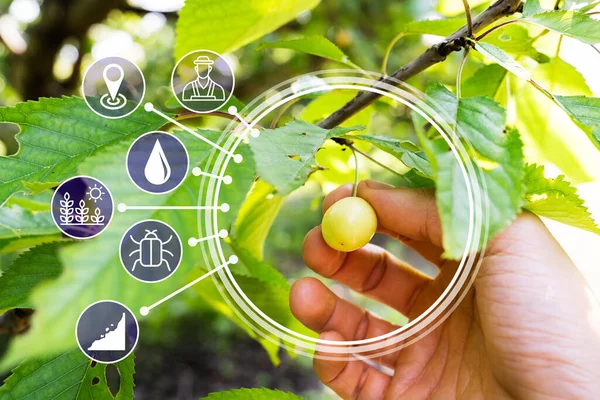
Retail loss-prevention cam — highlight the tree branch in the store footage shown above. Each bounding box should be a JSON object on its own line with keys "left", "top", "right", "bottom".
{"left": 462, "top": 0, "right": 474, "bottom": 37}
{"left": 318, "top": 0, "right": 524, "bottom": 129}
{"left": 0, "top": 309, "right": 34, "bottom": 335}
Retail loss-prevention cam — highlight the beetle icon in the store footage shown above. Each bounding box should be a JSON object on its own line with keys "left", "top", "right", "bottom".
{"left": 129, "top": 229, "right": 174, "bottom": 271}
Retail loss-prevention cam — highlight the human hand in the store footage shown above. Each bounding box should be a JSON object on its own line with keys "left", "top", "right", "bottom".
{"left": 290, "top": 180, "right": 600, "bottom": 399}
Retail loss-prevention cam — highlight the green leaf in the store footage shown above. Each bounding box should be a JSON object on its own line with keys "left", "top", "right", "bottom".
{"left": 471, "top": 40, "right": 531, "bottom": 80}
{"left": 343, "top": 134, "right": 433, "bottom": 178}
{"left": 0, "top": 97, "right": 165, "bottom": 207}
{"left": 0, "top": 244, "right": 62, "bottom": 312}
{"left": 229, "top": 244, "right": 289, "bottom": 288}
{"left": 523, "top": 164, "right": 600, "bottom": 234}
{"left": 0, "top": 204, "right": 58, "bottom": 243}
{"left": 175, "top": 0, "right": 321, "bottom": 59}
{"left": 191, "top": 251, "right": 316, "bottom": 366}
{"left": 401, "top": 17, "right": 465, "bottom": 36}
{"left": 0, "top": 183, "right": 64, "bottom": 253}
{"left": 523, "top": 0, "right": 544, "bottom": 17}
{"left": 0, "top": 130, "right": 223, "bottom": 369}
{"left": 525, "top": 10, "right": 600, "bottom": 44}
{"left": 232, "top": 181, "right": 284, "bottom": 261}
{"left": 190, "top": 267, "right": 280, "bottom": 365}
{"left": 200, "top": 388, "right": 305, "bottom": 400}
{"left": 0, "top": 349, "right": 135, "bottom": 399}
{"left": 483, "top": 24, "right": 545, "bottom": 60}
{"left": 462, "top": 64, "right": 507, "bottom": 98}
{"left": 554, "top": 95, "right": 600, "bottom": 149}
{"left": 208, "top": 144, "right": 257, "bottom": 231}
{"left": 425, "top": 84, "right": 525, "bottom": 259}
{"left": 436, "top": 0, "right": 489, "bottom": 16}
{"left": 249, "top": 120, "right": 363, "bottom": 195}
{"left": 22, "top": 181, "right": 58, "bottom": 196}
{"left": 258, "top": 35, "right": 359, "bottom": 69}
{"left": 513, "top": 57, "right": 599, "bottom": 182}
{"left": 564, "top": 0, "right": 600, "bottom": 12}
{"left": 5, "top": 191, "right": 52, "bottom": 212}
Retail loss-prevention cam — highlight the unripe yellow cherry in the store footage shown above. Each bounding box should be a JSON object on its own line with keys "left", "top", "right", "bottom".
{"left": 321, "top": 196, "right": 377, "bottom": 252}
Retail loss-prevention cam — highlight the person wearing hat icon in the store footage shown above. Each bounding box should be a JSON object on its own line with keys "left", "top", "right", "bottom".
{"left": 182, "top": 56, "right": 226, "bottom": 102}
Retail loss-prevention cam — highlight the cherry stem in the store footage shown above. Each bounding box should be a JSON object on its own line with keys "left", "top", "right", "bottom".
{"left": 348, "top": 143, "right": 406, "bottom": 178}
{"left": 351, "top": 146, "right": 359, "bottom": 197}
{"left": 456, "top": 48, "right": 470, "bottom": 99}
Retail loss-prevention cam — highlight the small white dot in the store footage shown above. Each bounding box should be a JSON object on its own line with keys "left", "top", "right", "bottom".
{"left": 233, "top": 154, "right": 243, "bottom": 163}
{"left": 188, "top": 238, "right": 197, "bottom": 247}
{"left": 250, "top": 129, "right": 260, "bottom": 138}
{"left": 223, "top": 176, "right": 232, "bottom": 185}
{"left": 228, "top": 255, "right": 239, "bottom": 265}
{"left": 192, "top": 167, "right": 202, "bottom": 176}
{"left": 117, "top": 203, "right": 127, "bottom": 212}
{"left": 221, "top": 203, "right": 230, "bottom": 212}
{"left": 219, "top": 229, "right": 229, "bottom": 239}
{"left": 140, "top": 307, "right": 149, "bottom": 316}
{"left": 144, "top": 103, "right": 154, "bottom": 112}
{"left": 227, "top": 106, "right": 237, "bottom": 115}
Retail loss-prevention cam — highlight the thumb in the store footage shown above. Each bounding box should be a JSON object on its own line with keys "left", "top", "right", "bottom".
{"left": 357, "top": 180, "right": 443, "bottom": 247}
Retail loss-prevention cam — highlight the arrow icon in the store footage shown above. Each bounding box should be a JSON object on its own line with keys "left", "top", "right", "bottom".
{"left": 103, "top": 64, "right": 124, "bottom": 101}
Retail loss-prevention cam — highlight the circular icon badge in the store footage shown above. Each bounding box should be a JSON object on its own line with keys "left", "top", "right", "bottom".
{"left": 127, "top": 131, "right": 189, "bottom": 195}
{"left": 120, "top": 219, "right": 182, "bottom": 283}
{"left": 76, "top": 300, "right": 139, "bottom": 364}
{"left": 82, "top": 56, "right": 145, "bottom": 119}
{"left": 51, "top": 176, "right": 114, "bottom": 239}
{"left": 171, "top": 50, "right": 234, "bottom": 113}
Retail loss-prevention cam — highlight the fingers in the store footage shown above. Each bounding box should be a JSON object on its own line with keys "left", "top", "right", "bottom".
{"left": 290, "top": 277, "right": 399, "bottom": 341}
{"left": 303, "top": 227, "right": 432, "bottom": 315}
{"left": 359, "top": 180, "right": 442, "bottom": 247}
{"left": 314, "top": 331, "right": 391, "bottom": 400}
{"left": 323, "top": 181, "right": 444, "bottom": 264}
{"left": 290, "top": 277, "right": 399, "bottom": 367}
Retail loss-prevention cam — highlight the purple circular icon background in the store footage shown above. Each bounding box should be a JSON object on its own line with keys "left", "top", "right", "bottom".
{"left": 82, "top": 56, "right": 145, "bottom": 119}
{"left": 51, "top": 176, "right": 114, "bottom": 239}
{"left": 76, "top": 300, "right": 139, "bottom": 364}
{"left": 127, "top": 132, "right": 189, "bottom": 194}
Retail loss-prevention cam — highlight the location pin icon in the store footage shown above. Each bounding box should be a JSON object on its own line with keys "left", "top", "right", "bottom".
{"left": 103, "top": 64, "right": 125, "bottom": 101}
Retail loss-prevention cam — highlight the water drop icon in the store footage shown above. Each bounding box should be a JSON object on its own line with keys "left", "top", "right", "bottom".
{"left": 144, "top": 139, "right": 171, "bottom": 185}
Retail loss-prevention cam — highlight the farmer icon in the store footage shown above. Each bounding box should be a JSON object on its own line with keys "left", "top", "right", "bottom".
{"left": 171, "top": 50, "right": 234, "bottom": 113}
{"left": 182, "top": 56, "right": 226, "bottom": 102}
{"left": 120, "top": 220, "right": 182, "bottom": 283}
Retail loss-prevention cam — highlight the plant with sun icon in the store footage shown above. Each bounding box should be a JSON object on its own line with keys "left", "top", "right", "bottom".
{"left": 87, "top": 184, "right": 106, "bottom": 203}
{"left": 74, "top": 200, "right": 90, "bottom": 224}
{"left": 59, "top": 192, "right": 75, "bottom": 225}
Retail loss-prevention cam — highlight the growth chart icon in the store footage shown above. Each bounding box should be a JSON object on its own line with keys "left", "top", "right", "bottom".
{"left": 76, "top": 300, "right": 139, "bottom": 364}
{"left": 51, "top": 176, "right": 114, "bottom": 239}
{"left": 127, "top": 131, "right": 189, "bottom": 194}
{"left": 88, "top": 312, "right": 126, "bottom": 351}
{"left": 120, "top": 220, "right": 182, "bottom": 283}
